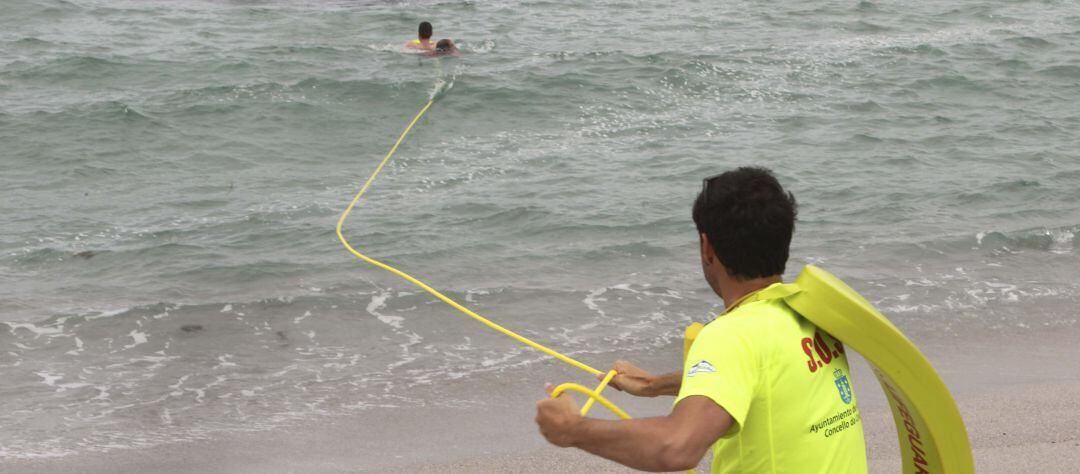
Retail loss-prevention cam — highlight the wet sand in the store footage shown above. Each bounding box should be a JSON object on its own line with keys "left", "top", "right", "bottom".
{"left": 7, "top": 324, "right": 1080, "bottom": 473}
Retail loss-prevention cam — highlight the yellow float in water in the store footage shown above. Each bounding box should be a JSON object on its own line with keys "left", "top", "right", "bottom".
{"left": 684, "top": 265, "right": 974, "bottom": 474}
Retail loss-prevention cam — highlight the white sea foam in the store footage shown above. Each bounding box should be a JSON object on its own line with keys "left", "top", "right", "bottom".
{"left": 367, "top": 291, "right": 404, "bottom": 329}
{"left": 214, "top": 354, "right": 237, "bottom": 369}
{"left": 583, "top": 288, "right": 609, "bottom": 317}
{"left": 1049, "top": 229, "right": 1075, "bottom": 254}
{"left": 64, "top": 336, "right": 85, "bottom": 356}
{"left": 7, "top": 322, "right": 63, "bottom": 337}
{"left": 83, "top": 308, "right": 130, "bottom": 321}
{"left": 123, "top": 330, "right": 148, "bottom": 349}
{"left": 56, "top": 381, "right": 91, "bottom": 392}
{"left": 36, "top": 371, "right": 63, "bottom": 387}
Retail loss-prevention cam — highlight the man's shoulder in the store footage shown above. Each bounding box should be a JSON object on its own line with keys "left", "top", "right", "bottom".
{"left": 698, "top": 300, "right": 808, "bottom": 356}
{"left": 707, "top": 299, "right": 797, "bottom": 332}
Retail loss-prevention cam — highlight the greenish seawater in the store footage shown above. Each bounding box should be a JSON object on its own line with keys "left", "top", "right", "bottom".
{"left": 1, "top": 0, "right": 1078, "bottom": 459}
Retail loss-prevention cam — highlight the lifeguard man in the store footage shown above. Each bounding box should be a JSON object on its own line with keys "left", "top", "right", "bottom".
{"left": 535, "top": 167, "right": 868, "bottom": 473}
{"left": 406, "top": 22, "right": 434, "bottom": 50}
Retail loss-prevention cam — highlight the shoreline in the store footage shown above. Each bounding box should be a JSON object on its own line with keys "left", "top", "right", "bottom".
{"left": 6, "top": 324, "right": 1080, "bottom": 473}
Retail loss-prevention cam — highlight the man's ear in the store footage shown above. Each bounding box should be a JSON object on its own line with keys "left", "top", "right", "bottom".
{"left": 700, "top": 233, "right": 714, "bottom": 265}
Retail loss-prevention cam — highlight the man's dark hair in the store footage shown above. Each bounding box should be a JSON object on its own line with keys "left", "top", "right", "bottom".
{"left": 419, "top": 22, "right": 433, "bottom": 39}
{"left": 692, "top": 167, "right": 797, "bottom": 280}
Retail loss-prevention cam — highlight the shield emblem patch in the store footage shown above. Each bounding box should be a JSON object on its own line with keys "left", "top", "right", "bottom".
{"left": 834, "top": 369, "right": 853, "bottom": 404}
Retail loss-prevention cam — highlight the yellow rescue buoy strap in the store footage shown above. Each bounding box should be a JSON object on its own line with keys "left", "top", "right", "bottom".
{"left": 336, "top": 99, "right": 622, "bottom": 416}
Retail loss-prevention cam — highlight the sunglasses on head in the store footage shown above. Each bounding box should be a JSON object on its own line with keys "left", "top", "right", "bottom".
{"left": 700, "top": 173, "right": 723, "bottom": 203}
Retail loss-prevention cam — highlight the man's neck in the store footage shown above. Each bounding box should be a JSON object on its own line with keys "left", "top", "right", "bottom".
{"left": 721, "top": 275, "right": 783, "bottom": 309}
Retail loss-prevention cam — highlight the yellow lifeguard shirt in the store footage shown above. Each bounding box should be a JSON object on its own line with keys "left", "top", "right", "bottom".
{"left": 675, "top": 285, "right": 868, "bottom": 473}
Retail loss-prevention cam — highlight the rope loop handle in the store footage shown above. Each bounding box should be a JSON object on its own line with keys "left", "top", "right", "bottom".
{"left": 551, "top": 380, "right": 630, "bottom": 420}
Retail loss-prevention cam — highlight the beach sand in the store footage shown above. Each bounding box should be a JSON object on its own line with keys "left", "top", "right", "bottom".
{"left": 8, "top": 324, "right": 1079, "bottom": 473}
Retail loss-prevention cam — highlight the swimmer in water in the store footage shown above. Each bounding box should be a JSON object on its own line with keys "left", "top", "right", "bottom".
{"left": 406, "top": 21, "right": 434, "bottom": 50}
{"left": 429, "top": 39, "right": 460, "bottom": 57}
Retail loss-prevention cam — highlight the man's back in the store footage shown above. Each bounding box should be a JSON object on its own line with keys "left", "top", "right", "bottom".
{"left": 676, "top": 286, "right": 868, "bottom": 473}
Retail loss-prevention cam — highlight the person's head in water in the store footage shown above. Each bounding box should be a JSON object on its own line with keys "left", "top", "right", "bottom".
{"left": 407, "top": 22, "right": 434, "bottom": 49}
{"left": 692, "top": 167, "right": 797, "bottom": 288}
{"left": 433, "top": 38, "right": 459, "bottom": 56}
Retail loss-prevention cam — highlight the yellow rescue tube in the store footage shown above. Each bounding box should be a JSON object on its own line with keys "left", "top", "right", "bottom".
{"left": 684, "top": 322, "right": 704, "bottom": 362}
{"left": 684, "top": 265, "right": 974, "bottom": 474}
{"left": 785, "top": 265, "right": 973, "bottom": 474}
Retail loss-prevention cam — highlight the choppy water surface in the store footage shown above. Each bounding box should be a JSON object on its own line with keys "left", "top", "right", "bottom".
{"left": 2, "top": 0, "right": 1079, "bottom": 460}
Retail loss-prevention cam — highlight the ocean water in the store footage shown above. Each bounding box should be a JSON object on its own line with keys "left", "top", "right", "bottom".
{"left": 2, "top": 0, "right": 1079, "bottom": 460}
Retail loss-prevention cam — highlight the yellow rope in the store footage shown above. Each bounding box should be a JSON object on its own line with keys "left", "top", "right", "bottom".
{"left": 336, "top": 99, "right": 627, "bottom": 401}
{"left": 581, "top": 369, "right": 617, "bottom": 416}
{"left": 339, "top": 98, "right": 698, "bottom": 473}
{"left": 552, "top": 382, "right": 631, "bottom": 420}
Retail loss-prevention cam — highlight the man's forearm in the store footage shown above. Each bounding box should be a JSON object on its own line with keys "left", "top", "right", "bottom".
{"left": 646, "top": 371, "right": 683, "bottom": 397}
{"left": 570, "top": 416, "right": 697, "bottom": 472}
